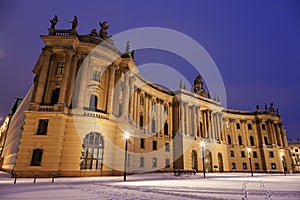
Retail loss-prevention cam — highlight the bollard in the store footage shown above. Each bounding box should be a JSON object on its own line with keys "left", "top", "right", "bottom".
{"left": 52, "top": 173, "right": 56, "bottom": 183}
{"left": 33, "top": 173, "right": 37, "bottom": 183}
{"left": 14, "top": 173, "right": 18, "bottom": 184}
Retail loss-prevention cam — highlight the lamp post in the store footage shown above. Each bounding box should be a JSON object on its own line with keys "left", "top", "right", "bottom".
{"left": 247, "top": 147, "right": 253, "bottom": 177}
{"left": 200, "top": 141, "right": 206, "bottom": 178}
{"left": 123, "top": 131, "right": 130, "bottom": 181}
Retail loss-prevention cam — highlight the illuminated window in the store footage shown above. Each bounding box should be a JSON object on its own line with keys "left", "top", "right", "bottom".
{"left": 271, "top": 163, "right": 276, "bottom": 170}
{"left": 91, "top": 69, "right": 101, "bottom": 82}
{"left": 56, "top": 61, "right": 64, "bottom": 75}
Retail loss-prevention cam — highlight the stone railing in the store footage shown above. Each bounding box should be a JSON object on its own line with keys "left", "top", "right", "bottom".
{"left": 48, "top": 29, "right": 78, "bottom": 36}
{"left": 83, "top": 111, "right": 108, "bottom": 120}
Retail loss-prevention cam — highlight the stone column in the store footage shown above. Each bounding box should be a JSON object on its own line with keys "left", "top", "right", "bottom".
{"left": 34, "top": 49, "right": 52, "bottom": 104}
{"left": 271, "top": 122, "right": 278, "bottom": 146}
{"left": 59, "top": 50, "right": 74, "bottom": 104}
{"left": 77, "top": 55, "right": 90, "bottom": 108}
{"left": 207, "top": 110, "right": 212, "bottom": 139}
{"left": 180, "top": 103, "right": 185, "bottom": 134}
{"left": 195, "top": 106, "right": 200, "bottom": 137}
{"left": 121, "top": 72, "right": 130, "bottom": 118}
{"left": 67, "top": 53, "right": 81, "bottom": 108}
{"left": 106, "top": 65, "right": 116, "bottom": 114}
{"left": 267, "top": 120, "right": 275, "bottom": 145}
{"left": 202, "top": 110, "right": 207, "bottom": 138}
{"left": 279, "top": 124, "right": 288, "bottom": 147}
{"left": 129, "top": 76, "right": 135, "bottom": 121}
{"left": 275, "top": 123, "right": 282, "bottom": 146}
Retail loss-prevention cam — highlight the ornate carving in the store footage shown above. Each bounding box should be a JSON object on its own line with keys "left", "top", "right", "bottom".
{"left": 49, "top": 15, "right": 58, "bottom": 29}
{"left": 89, "top": 29, "right": 99, "bottom": 37}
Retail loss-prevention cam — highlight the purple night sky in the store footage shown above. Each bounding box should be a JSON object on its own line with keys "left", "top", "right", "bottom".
{"left": 0, "top": 0, "right": 299, "bottom": 140}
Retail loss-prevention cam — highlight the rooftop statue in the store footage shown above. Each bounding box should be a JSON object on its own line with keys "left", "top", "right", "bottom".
{"left": 70, "top": 16, "right": 78, "bottom": 30}
{"left": 49, "top": 15, "right": 58, "bottom": 29}
{"left": 99, "top": 21, "right": 111, "bottom": 39}
{"left": 193, "top": 75, "right": 207, "bottom": 97}
{"left": 89, "top": 29, "right": 99, "bottom": 37}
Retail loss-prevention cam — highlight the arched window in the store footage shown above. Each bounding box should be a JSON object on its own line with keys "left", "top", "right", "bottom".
{"left": 50, "top": 88, "right": 60, "bottom": 105}
{"left": 164, "top": 122, "right": 168, "bottom": 135}
{"left": 151, "top": 118, "right": 156, "bottom": 133}
{"left": 30, "top": 149, "right": 43, "bottom": 166}
{"left": 89, "top": 94, "right": 98, "bottom": 110}
{"left": 139, "top": 114, "right": 144, "bottom": 129}
{"left": 81, "top": 132, "right": 104, "bottom": 170}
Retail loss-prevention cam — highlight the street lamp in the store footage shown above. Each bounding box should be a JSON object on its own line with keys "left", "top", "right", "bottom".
{"left": 247, "top": 147, "right": 253, "bottom": 177}
{"left": 200, "top": 141, "right": 206, "bottom": 178}
{"left": 123, "top": 131, "right": 130, "bottom": 181}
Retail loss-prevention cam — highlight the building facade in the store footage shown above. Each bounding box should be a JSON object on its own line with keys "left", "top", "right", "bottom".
{"left": 289, "top": 142, "right": 300, "bottom": 172}
{"left": 0, "top": 17, "right": 293, "bottom": 177}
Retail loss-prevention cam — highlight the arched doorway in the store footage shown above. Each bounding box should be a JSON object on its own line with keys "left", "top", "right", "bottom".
{"left": 218, "top": 153, "right": 224, "bottom": 172}
{"left": 204, "top": 151, "right": 212, "bottom": 172}
{"left": 191, "top": 150, "right": 198, "bottom": 171}
{"left": 80, "top": 132, "right": 104, "bottom": 170}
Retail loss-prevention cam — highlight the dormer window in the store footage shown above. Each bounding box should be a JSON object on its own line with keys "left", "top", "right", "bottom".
{"left": 92, "top": 69, "right": 101, "bottom": 82}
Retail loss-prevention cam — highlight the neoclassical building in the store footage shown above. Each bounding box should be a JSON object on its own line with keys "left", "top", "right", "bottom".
{"left": 0, "top": 17, "right": 292, "bottom": 177}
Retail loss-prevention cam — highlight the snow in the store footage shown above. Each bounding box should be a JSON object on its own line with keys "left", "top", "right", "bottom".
{"left": 0, "top": 172, "right": 300, "bottom": 199}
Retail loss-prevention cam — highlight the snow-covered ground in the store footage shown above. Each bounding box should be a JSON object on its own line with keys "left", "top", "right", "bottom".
{"left": 0, "top": 172, "right": 299, "bottom": 200}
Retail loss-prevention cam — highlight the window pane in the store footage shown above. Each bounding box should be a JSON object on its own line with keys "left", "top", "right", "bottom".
{"left": 37, "top": 119, "right": 48, "bottom": 135}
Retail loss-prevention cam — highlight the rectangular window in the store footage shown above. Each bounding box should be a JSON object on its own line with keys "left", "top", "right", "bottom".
{"left": 271, "top": 163, "right": 276, "bottom": 170}
{"left": 153, "top": 141, "right": 157, "bottom": 150}
{"left": 165, "top": 143, "right": 170, "bottom": 152}
{"left": 140, "top": 138, "right": 145, "bottom": 149}
{"left": 236, "top": 123, "right": 240, "bottom": 129}
{"left": 30, "top": 149, "right": 43, "bottom": 166}
{"left": 250, "top": 136, "right": 255, "bottom": 146}
{"left": 269, "top": 151, "right": 274, "bottom": 158}
{"left": 227, "top": 135, "right": 232, "bottom": 145}
{"left": 248, "top": 124, "right": 252, "bottom": 130}
{"left": 241, "top": 151, "right": 245, "bottom": 158}
{"left": 255, "top": 163, "right": 259, "bottom": 170}
{"left": 152, "top": 157, "right": 157, "bottom": 168}
{"left": 230, "top": 150, "right": 235, "bottom": 157}
{"left": 264, "top": 136, "right": 268, "bottom": 145}
{"left": 262, "top": 124, "right": 266, "bottom": 130}
{"left": 139, "top": 157, "right": 144, "bottom": 168}
{"left": 232, "top": 162, "right": 236, "bottom": 169}
{"left": 253, "top": 151, "right": 258, "bottom": 158}
{"left": 243, "top": 162, "right": 247, "bottom": 170}
{"left": 37, "top": 119, "right": 49, "bottom": 135}
{"left": 56, "top": 61, "right": 65, "bottom": 75}
{"left": 91, "top": 69, "right": 101, "bottom": 82}
{"left": 238, "top": 136, "right": 243, "bottom": 145}
{"left": 165, "top": 158, "right": 170, "bottom": 168}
